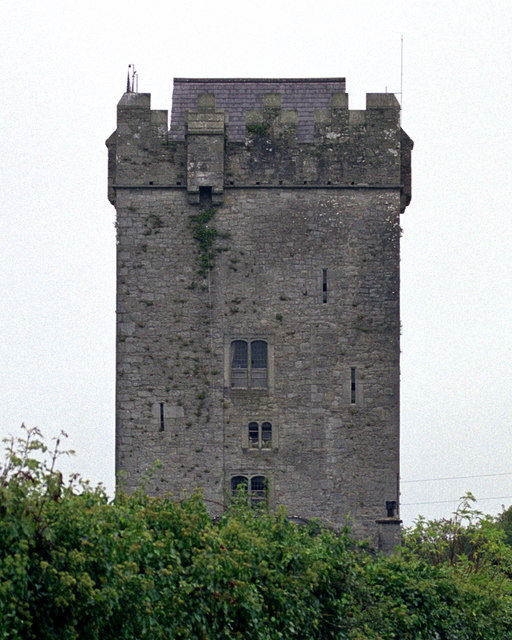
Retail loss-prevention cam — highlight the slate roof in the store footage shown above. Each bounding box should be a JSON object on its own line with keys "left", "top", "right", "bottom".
{"left": 169, "top": 78, "right": 346, "bottom": 143}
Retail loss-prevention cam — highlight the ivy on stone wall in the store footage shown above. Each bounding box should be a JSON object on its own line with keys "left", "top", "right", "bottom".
{"left": 189, "top": 207, "right": 229, "bottom": 276}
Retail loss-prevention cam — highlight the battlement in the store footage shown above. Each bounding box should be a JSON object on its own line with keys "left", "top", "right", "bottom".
{"left": 107, "top": 79, "right": 412, "bottom": 210}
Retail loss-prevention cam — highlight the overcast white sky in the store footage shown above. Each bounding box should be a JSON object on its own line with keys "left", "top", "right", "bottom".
{"left": 1, "top": 0, "right": 511, "bottom": 527}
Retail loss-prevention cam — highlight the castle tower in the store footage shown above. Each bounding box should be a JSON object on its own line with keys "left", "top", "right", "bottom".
{"left": 107, "top": 78, "right": 413, "bottom": 550}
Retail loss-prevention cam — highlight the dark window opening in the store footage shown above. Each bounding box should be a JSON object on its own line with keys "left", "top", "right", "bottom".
{"left": 231, "top": 476, "right": 248, "bottom": 496}
{"left": 159, "top": 402, "right": 165, "bottom": 432}
{"left": 248, "top": 422, "right": 259, "bottom": 448}
{"left": 232, "top": 340, "right": 248, "bottom": 367}
{"left": 261, "top": 422, "right": 272, "bottom": 449}
{"left": 230, "top": 340, "right": 268, "bottom": 388}
{"left": 231, "top": 475, "right": 267, "bottom": 506}
{"left": 199, "top": 186, "right": 212, "bottom": 209}
{"left": 251, "top": 340, "right": 267, "bottom": 367}
{"left": 322, "top": 269, "right": 328, "bottom": 303}
{"left": 250, "top": 476, "right": 267, "bottom": 505}
{"left": 247, "top": 421, "right": 272, "bottom": 449}
{"left": 231, "top": 340, "right": 248, "bottom": 388}
{"left": 386, "top": 501, "right": 397, "bottom": 517}
{"left": 251, "top": 340, "right": 268, "bottom": 387}
{"left": 350, "top": 367, "right": 356, "bottom": 404}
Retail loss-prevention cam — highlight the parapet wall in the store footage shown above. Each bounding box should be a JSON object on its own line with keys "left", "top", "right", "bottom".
{"left": 107, "top": 82, "right": 412, "bottom": 211}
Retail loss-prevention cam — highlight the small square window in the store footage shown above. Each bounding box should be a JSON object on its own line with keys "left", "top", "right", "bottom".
{"left": 241, "top": 419, "right": 278, "bottom": 451}
{"left": 245, "top": 421, "right": 272, "bottom": 449}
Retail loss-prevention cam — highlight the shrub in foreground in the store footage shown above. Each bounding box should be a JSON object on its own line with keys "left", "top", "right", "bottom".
{"left": 1, "top": 427, "right": 511, "bottom": 639}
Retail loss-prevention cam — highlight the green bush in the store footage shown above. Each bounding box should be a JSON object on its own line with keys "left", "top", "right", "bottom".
{"left": 1, "top": 427, "right": 512, "bottom": 639}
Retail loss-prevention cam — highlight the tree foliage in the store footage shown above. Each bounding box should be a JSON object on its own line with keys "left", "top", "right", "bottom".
{"left": 497, "top": 503, "right": 512, "bottom": 549}
{"left": 1, "top": 426, "right": 512, "bottom": 639}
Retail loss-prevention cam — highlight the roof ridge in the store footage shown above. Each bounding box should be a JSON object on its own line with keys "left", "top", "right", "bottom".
{"left": 173, "top": 78, "right": 346, "bottom": 84}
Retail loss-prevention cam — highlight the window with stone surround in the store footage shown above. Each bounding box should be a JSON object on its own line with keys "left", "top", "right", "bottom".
{"left": 248, "top": 421, "right": 272, "bottom": 449}
{"left": 230, "top": 474, "right": 268, "bottom": 506}
{"left": 230, "top": 339, "right": 268, "bottom": 388}
{"left": 242, "top": 418, "right": 278, "bottom": 450}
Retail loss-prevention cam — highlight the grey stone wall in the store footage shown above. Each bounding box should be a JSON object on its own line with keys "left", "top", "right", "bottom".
{"left": 107, "top": 79, "right": 412, "bottom": 549}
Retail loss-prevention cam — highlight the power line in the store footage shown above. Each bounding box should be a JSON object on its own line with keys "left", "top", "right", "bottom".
{"left": 402, "top": 472, "right": 512, "bottom": 484}
{"left": 402, "top": 495, "right": 512, "bottom": 507}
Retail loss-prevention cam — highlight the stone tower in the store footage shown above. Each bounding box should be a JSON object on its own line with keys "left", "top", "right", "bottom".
{"left": 107, "top": 78, "right": 413, "bottom": 550}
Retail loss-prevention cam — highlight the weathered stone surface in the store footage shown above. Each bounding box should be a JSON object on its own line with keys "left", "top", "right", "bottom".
{"left": 107, "top": 78, "right": 413, "bottom": 549}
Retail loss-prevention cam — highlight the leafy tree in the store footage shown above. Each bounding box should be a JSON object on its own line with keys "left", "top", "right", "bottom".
{"left": 497, "top": 503, "right": 512, "bottom": 548}
{"left": 402, "top": 493, "right": 512, "bottom": 587}
{"left": 1, "top": 427, "right": 512, "bottom": 639}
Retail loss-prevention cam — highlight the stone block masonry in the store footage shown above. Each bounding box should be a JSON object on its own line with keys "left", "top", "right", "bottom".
{"left": 107, "top": 78, "right": 413, "bottom": 550}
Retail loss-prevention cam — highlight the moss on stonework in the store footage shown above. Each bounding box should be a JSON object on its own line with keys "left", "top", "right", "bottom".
{"left": 143, "top": 213, "right": 163, "bottom": 235}
{"left": 246, "top": 122, "right": 271, "bottom": 136}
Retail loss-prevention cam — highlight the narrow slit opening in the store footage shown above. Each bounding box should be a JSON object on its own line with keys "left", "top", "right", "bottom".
{"left": 350, "top": 368, "right": 356, "bottom": 404}
{"left": 159, "top": 402, "right": 165, "bottom": 431}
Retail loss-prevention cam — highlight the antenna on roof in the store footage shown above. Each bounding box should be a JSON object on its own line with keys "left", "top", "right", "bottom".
{"left": 384, "top": 37, "right": 404, "bottom": 122}
{"left": 126, "top": 64, "right": 138, "bottom": 93}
